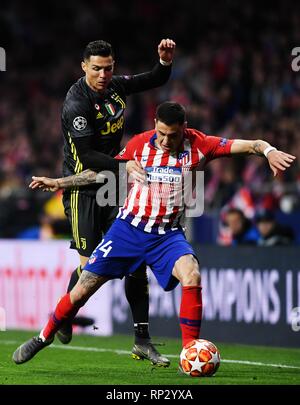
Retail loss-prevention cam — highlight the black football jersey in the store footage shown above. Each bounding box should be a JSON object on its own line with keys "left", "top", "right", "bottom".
{"left": 62, "top": 63, "right": 171, "bottom": 194}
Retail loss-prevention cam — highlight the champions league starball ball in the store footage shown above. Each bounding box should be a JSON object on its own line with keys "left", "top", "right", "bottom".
{"left": 179, "top": 339, "right": 221, "bottom": 377}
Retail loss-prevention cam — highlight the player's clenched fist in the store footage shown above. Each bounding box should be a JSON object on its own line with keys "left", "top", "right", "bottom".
{"left": 158, "top": 38, "right": 176, "bottom": 64}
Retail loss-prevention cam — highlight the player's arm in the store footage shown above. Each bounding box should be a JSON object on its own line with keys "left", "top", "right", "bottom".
{"left": 30, "top": 134, "right": 144, "bottom": 192}
{"left": 230, "top": 139, "right": 296, "bottom": 176}
{"left": 116, "top": 39, "right": 176, "bottom": 95}
{"left": 29, "top": 159, "right": 144, "bottom": 191}
{"left": 29, "top": 170, "right": 99, "bottom": 191}
{"left": 73, "top": 136, "right": 120, "bottom": 171}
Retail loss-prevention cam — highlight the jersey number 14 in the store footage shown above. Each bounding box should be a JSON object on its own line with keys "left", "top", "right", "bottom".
{"left": 97, "top": 240, "right": 113, "bottom": 257}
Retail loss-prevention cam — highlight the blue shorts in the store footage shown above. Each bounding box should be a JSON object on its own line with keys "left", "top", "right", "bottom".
{"left": 83, "top": 219, "right": 196, "bottom": 291}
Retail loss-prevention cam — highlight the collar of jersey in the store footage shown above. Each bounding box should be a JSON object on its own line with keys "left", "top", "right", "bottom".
{"left": 149, "top": 133, "right": 158, "bottom": 148}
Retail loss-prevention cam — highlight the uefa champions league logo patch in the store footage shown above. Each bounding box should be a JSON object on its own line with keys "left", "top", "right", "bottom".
{"left": 73, "top": 116, "right": 87, "bottom": 131}
{"left": 219, "top": 138, "right": 228, "bottom": 147}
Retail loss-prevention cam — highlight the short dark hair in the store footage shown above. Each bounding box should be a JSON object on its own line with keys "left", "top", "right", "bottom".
{"left": 226, "top": 208, "right": 245, "bottom": 218}
{"left": 255, "top": 209, "right": 275, "bottom": 223}
{"left": 83, "top": 40, "right": 114, "bottom": 61}
{"left": 155, "top": 102, "right": 186, "bottom": 126}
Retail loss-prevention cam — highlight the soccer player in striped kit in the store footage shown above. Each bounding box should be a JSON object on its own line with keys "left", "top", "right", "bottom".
{"left": 13, "top": 102, "right": 295, "bottom": 365}
{"left": 52, "top": 38, "right": 175, "bottom": 367}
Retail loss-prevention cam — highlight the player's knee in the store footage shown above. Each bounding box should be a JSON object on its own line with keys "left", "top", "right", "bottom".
{"left": 184, "top": 267, "right": 201, "bottom": 286}
{"left": 176, "top": 255, "right": 201, "bottom": 286}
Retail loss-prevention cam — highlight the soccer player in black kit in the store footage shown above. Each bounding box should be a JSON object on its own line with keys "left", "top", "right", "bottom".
{"left": 58, "top": 38, "right": 175, "bottom": 366}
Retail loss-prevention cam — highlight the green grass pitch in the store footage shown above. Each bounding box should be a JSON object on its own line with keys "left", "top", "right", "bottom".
{"left": 1, "top": 330, "right": 300, "bottom": 385}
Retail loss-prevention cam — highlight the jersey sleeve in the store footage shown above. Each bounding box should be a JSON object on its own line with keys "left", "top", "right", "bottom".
{"left": 114, "top": 62, "right": 171, "bottom": 96}
{"left": 115, "top": 137, "right": 137, "bottom": 160}
{"left": 72, "top": 136, "right": 119, "bottom": 171}
{"left": 64, "top": 98, "right": 94, "bottom": 139}
{"left": 200, "top": 135, "right": 234, "bottom": 161}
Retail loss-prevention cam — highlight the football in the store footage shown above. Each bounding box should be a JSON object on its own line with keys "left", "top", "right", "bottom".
{"left": 179, "top": 339, "right": 221, "bottom": 377}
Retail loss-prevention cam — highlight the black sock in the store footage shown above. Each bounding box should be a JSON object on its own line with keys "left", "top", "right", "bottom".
{"left": 67, "top": 266, "right": 82, "bottom": 293}
{"left": 125, "top": 267, "right": 150, "bottom": 343}
{"left": 133, "top": 323, "right": 150, "bottom": 344}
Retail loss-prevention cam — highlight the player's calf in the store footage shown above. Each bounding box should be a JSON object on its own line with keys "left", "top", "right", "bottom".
{"left": 56, "top": 321, "right": 73, "bottom": 344}
{"left": 172, "top": 255, "right": 203, "bottom": 347}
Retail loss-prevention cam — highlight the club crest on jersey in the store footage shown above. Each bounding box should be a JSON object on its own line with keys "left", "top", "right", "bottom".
{"left": 105, "top": 102, "right": 115, "bottom": 116}
{"left": 88, "top": 254, "right": 97, "bottom": 265}
{"left": 178, "top": 151, "right": 190, "bottom": 165}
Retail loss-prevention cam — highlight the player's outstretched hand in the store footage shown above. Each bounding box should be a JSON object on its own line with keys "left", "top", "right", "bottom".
{"left": 267, "top": 150, "right": 296, "bottom": 176}
{"left": 158, "top": 38, "right": 176, "bottom": 63}
{"left": 29, "top": 176, "right": 60, "bottom": 192}
{"left": 126, "top": 160, "right": 147, "bottom": 184}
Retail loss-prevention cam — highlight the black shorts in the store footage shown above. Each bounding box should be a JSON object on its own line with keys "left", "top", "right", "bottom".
{"left": 63, "top": 191, "right": 119, "bottom": 257}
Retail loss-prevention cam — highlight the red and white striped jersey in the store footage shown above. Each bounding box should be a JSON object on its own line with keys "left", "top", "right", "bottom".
{"left": 115, "top": 128, "right": 233, "bottom": 234}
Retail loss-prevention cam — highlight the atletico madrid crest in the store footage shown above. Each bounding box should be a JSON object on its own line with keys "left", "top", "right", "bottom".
{"left": 178, "top": 151, "right": 190, "bottom": 165}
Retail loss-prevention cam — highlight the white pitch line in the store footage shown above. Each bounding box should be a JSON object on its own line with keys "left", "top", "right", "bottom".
{"left": 220, "top": 359, "right": 300, "bottom": 370}
{"left": 3, "top": 340, "right": 300, "bottom": 370}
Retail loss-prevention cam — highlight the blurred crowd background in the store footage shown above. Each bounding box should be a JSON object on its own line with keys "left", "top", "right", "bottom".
{"left": 0, "top": 0, "right": 300, "bottom": 244}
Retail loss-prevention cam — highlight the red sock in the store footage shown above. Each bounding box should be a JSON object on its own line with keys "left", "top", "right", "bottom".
{"left": 42, "top": 293, "right": 79, "bottom": 340}
{"left": 179, "top": 286, "right": 202, "bottom": 347}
